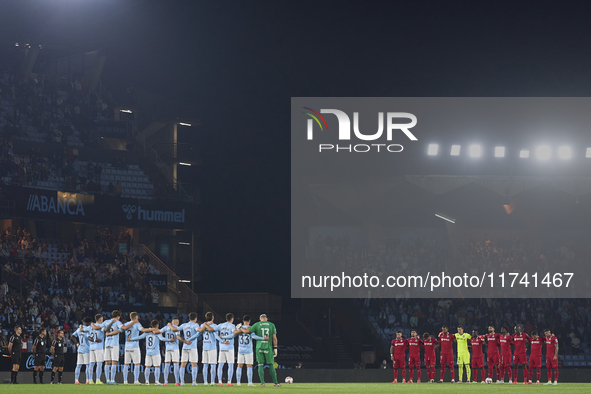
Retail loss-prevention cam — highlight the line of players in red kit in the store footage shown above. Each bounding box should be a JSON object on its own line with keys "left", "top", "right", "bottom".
{"left": 390, "top": 324, "right": 560, "bottom": 384}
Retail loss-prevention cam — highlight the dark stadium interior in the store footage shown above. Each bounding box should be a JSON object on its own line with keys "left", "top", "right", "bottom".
{"left": 0, "top": 0, "right": 591, "bottom": 386}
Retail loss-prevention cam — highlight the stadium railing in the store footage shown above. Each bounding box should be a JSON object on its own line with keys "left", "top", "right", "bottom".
{"left": 138, "top": 244, "right": 198, "bottom": 312}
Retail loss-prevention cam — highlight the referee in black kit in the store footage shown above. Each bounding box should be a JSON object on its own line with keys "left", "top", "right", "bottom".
{"left": 51, "top": 329, "right": 66, "bottom": 384}
{"left": 33, "top": 328, "right": 48, "bottom": 384}
{"left": 8, "top": 325, "right": 23, "bottom": 384}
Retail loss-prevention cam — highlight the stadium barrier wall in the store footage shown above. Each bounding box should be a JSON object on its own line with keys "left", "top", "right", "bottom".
{"left": 2, "top": 368, "right": 591, "bottom": 384}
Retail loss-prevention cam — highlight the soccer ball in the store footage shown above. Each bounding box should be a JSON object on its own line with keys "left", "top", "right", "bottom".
{"left": 285, "top": 376, "right": 294, "bottom": 384}
{"left": 485, "top": 377, "right": 492, "bottom": 384}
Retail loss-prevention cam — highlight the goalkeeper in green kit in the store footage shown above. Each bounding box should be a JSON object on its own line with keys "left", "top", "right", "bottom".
{"left": 454, "top": 325, "right": 472, "bottom": 383}
{"left": 241, "top": 314, "right": 281, "bottom": 387}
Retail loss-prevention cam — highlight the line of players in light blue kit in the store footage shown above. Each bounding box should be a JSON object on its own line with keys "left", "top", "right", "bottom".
{"left": 71, "top": 310, "right": 264, "bottom": 386}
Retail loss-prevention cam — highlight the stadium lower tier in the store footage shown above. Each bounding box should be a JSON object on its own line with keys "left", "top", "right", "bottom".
{"left": 1, "top": 367, "right": 591, "bottom": 384}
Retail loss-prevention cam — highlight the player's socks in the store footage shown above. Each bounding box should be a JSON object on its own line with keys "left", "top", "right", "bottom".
{"left": 236, "top": 366, "right": 242, "bottom": 383}
{"left": 258, "top": 364, "right": 265, "bottom": 384}
{"left": 440, "top": 368, "right": 445, "bottom": 381}
{"left": 145, "top": 368, "right": 151, "bottom": 383}
{"left": 547, "top": 368, "right": 551, "bottom": 382}
{"left": 401, "top": 368, "right": 406, "bottom": 382}
{"left": 96, "top": 362, "right": 103, "bottom": 382}
{"left": 75, "top": 365, "right": 81, "bottom": 382}
{"left": 247, "top": 367, "right": 253, "bottom": 384}
{"left": 269, "top": 363, "right": 278, "bottom": 385}
{"left": 417, "top": 366, "right": 421, "bottom": 382}
{"left": 155, "top": 367, "right": 161, "bottom": 383}
{"left": 88, "top": 362, "right": 95, "bottom": 382}
{"left": 106, "top": 365, "right": 111, "bottom": 382}
{"left": 536, "top": 368, "right": 541, "bottom": 382}
{"left": 51, "top": 371, "right": 56, "bottom": 383}
{"left": 39, "top": 370, "right": 44, "bottom": 384}
{"left": 123, "top": 364, "right": 129, "bottom": 383}
{"left": 450, "top": 366, "right": 455, "bottom": 381}
{"left": 228, "top": 363, "right": 234, "bottom": 383}
{"left": 180, "top": 367, "right": 186, "bottom": 383}
{"left": 34, "top": 370, "right": 38, "bottom": 383}
{"left": 113, "top": 364, "right": 118, "bottom": 382}
{"left": 58, "top": 371, "right": 63, "bottom": 383}
{"left": 466, "top": 365, "right": 471, "bottom": 381}
{"left": 201, "top": 365, "right": 207, "bottom": 384}
{"left": 192, "top": 365, "right": 198, "bottom": 383}
{"left": 210, "top": 364, "right": 216, "bottom": 384}
{"left": 409, "top": 366, "right": 414, "bottom": 381}
{"left": 163, "top": 363, "right": 170, "bottom": 383}
{"left": 507, "top": 366, "right": 512, "bottom": 381}
{"left": 217, "top": 363, "right": 224, "bottom": 383}
{"left": 174, "top": 364, "right": 180, "bottom": 383}
{"left": 554, "top": 369, "right": 559, "bottom": 381}
{"left": 458, "top": 365, "right": 463, "bottom": 381}
{"left": 134, "top": 364, "right": 140, "bottom": 382}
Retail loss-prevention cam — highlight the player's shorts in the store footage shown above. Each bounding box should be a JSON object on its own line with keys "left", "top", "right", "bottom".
{"left": 165, "top": 349, "right": 180, "bottom": 363}
{"left": 513, "top": 353, "right": 527, "bottom": 365}
{"left": 546, "top": 357, "right": 558, "bottom": 369}
{"left": 11, "top": 352, "right": 21, "bottom": 365}
{"left": 77, "top": 352, "right": 90, "bottom": 365}
{"left": 392, "top": 357, "right": 405, "bottom": 369}
{"left": 218, "top": 349, "right": 235, "bottom": 364}
{"left": 424, "top": 355, "right": 435, "bottom": 366}
{"left": 255, "top": 349, "right": 274, "bottom": 365}
{"left": 181, "top": 348, "right": 198, "bottom": 363}
{"left": 124, "top": 348, "right": 141, "bottom": 364}
{"left": 457, "top": 352, "right": 471, "bottom": 365}
{"left": 34, "top": 353, "right": 46, "bottom": 367}
{"left": 53, "top": 356, "right": 65, "bottom": 368}
{"left": 472, "top": 357, "right": 484, "bottom": 369}
{"left": 237, "top": 352, "right": 254, "bottom": 365}
{"left": 408, "top": 355, "right": 421, "bottom": 366}
{"left": 440, "top": 353, "right": 453, "bottom": 367}
{"left": 202, "top": 349, "right": 218, "bottom": 364}
{"left": 529, "top": 356, "right": 542, "bottom": 369}
{"left": 145, "top": 355, "right": 161, "bottom": 367}
{"left": 90, "top": 349, "right": 104, "bottom": 363}
{"left": 104, "top": 346, "right": 119, "bottom": 361}
{"left": 487, "top": 353, "right": 499, "bottom": 367}
{"left": 500, "top": 354, "right": 512, "bottom": 368}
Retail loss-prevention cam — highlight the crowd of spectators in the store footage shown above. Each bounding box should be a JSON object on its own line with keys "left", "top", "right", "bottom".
{"left": 0, "top": 225, "right": 164, "bottom": 352}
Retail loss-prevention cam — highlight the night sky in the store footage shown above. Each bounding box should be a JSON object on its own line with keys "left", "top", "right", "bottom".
{"left": 2, "top": 0, "right": 591, "bottom": 297}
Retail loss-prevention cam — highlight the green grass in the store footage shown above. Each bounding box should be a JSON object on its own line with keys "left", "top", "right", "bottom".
{"left": 4, "top": 383, "right": 591, "bottom": 393}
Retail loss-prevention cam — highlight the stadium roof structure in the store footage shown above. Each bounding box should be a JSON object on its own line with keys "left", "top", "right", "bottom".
{"left": 308, "top": 175, "right": 591, "bottom": 229}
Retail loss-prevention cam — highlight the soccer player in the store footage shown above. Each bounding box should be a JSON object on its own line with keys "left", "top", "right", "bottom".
{"left": 176, "top": 312, "right": 203, "bottom": 386}
{"left": 421, "top": 332, "right": 438, "bottom": 383}
{"left": 470, "top": 329, "right": 485, "bottom": 383}
{"left": 499, "top": 326, "right": 514, "bottom": 384}
{"left": 512, "top": 325, "right": 530, "bottom": 384}
{"left": 160, "top": 316, "right": 181, "bottom": 385}
{"left": 200, "top": 312, "right": 220, "bottom": 386}
{"left": 8, "top": 325, "right": 23, "bottom": 384}
{"left": 543, "top": 329, "right": 559, "bottom": 385}
{"left": 33, "top": 327, "right": 48, "bottom": 384}
{"left": 407, "top": 330, "right": 422, "bottom": 383}
{"left": 438, "top": 325, "right": 456, "bottom": 383}
{"left": 528, "top": 330, "right": 543, "bottom": 385}
{"left": 129, "top": 320, "right": 176, "bottom": 386}
{"left": 50, "top": 329, "right": 66, "bottom": 384}
{"left": 97, "top": 310, "right": 123, "bottom": 384}
{"left": 454, "top": 325, "right": 471, "bottom": 383}
{"left": 215, "top": 313, "right": 238, "bottom": 386}
{"left": 221, "top": 315, "right": 265, "bottom": 386}
{"left": 71, "top": 318, "right": 92, "bottom": 384}
{"left": 390, "top": 330, "right": 407, "bottom": 383}
{"left": 484, "top": 325, "right": 501, "bottom": 382}
{"left": 87, "top": 314, "right": 106, "bottom": 384}
{"left": 243, "top": 313, "right": 281, "bottom": 387}
{"left": 120, "top": 312, "right": 158, "bottom": 385}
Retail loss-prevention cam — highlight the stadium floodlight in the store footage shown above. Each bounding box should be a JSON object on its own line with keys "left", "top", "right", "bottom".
{"left": 15, "top": 43, "right": 19, "bottom": 47}
{"left": 450, "top": 145, "right": 461, "bottom": 156}
{"left": 427, "top": 144, "right": 439, "bottom": 156}
{"left": 558, "top": 146, "right": 572, "bottom": 160}
{"left": 178, "top": 242, "right": 190, "bottom": 245}
{"left": 120, "top": 109, "right": 132, "bottom": 114}
{"left": 469, "top": 144, "right": 482, "bottom": 158}
{"left": 179, "top": 162, "right": 191, "bottom": 166}
{"left": 519, "top": 149, "right": 530, "bottom": 158}
{"left": 179, "top": 122, "right": 192, "bottom": 127}
{"left": 435, "top": 213, "right": 455, "bottom": 224}
{"left": 536, "top": 145, "right": 552, "bottom": 160}
{"left": 495, "top": 146, "right": 505, "bottom": 158}
{"left": 179, "top": 280, "right": 191, "bottom": 283}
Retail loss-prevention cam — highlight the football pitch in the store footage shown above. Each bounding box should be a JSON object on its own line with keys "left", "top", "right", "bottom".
{"left": 3, "top": 383, "right": 591, "bottom": 393}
